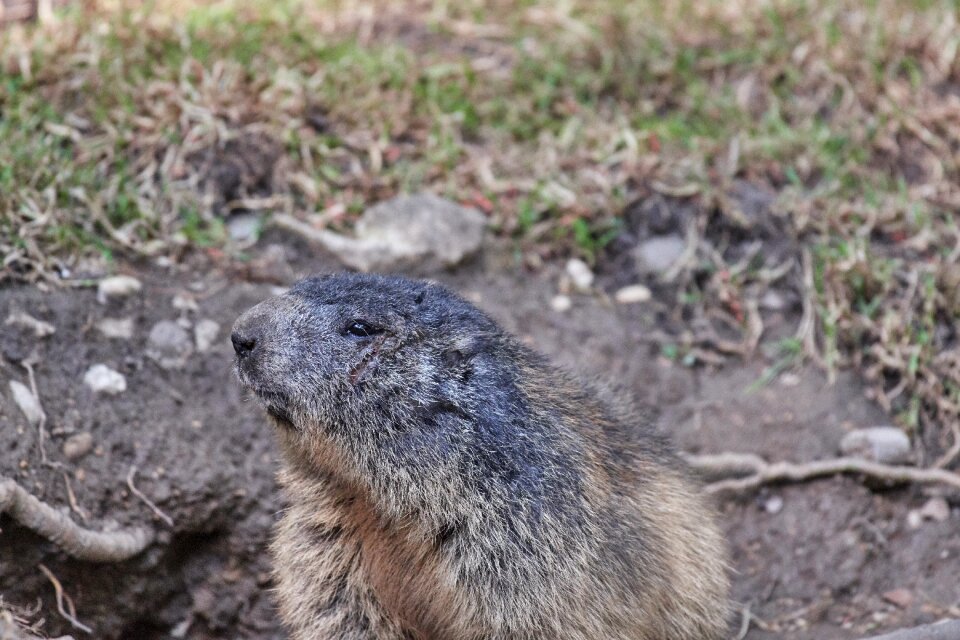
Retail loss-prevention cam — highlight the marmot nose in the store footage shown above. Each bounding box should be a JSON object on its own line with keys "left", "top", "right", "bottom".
{"left": 231, "top": 330, "right": 258, "bottom": 358}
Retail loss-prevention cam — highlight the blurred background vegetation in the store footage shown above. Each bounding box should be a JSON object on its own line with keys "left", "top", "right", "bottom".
{"left": 1, "top": 0, "right": 959, "bottom": 460}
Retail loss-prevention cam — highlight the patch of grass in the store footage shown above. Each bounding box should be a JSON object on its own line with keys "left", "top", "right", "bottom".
{"left": 2, "top": 0, "right": 960, "bottom": 456}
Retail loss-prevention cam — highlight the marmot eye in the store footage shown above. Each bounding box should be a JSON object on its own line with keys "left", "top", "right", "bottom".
{"left": 344, "top": 320, "right": 382, "bottom": 338}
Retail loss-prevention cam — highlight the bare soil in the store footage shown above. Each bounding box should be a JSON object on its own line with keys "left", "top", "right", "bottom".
{"left": 1, "top": 230, "right": 957, "bottom": 638}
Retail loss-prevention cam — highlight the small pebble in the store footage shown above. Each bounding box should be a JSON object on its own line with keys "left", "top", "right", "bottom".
{"left": 96, "top": 275, "right": 142, "bottom": 304}
{"left": 194, "top": 319, "right": 221, "bottom": 353}
{"left": 763, "top": 495, "right": 784, "bottom": 514}
{"left": 147, "top": 320, "right": 194, "bottom": 370}
{"left": 83, "top": 364, "right": 127, "bottom": 395}
{"left": 550, "top": 295, "right": 573, "bottom": 313}
{"left": 779, "top": 372, "right": 801, "bottom": 387}
{"left": 97, "top": 317, "right": 135, "bottom": 340}
{"left": 565, "top": 258, "right": 594, "bottom": 293}
{"left": 906, "top": 509, "right": 924, "bottom": 530}
{"left": 5, "top": 311, "right": 55, "bottom": 337}
{"left": 919, "top": 496, "right": 950, "bottom": 523}
{"left": 9, "top": 380, "right": 44, "bottom": 426}
{"left": 63, "top": 432, "right": 93, "bottom": 461}
{"left": 839, "top": 426, "right": 911, "bottom": 464}
{"left": 614, "top": 284, "right": 652, "bottom": 305}
{"left": 636, "top": 235, "right": 686, "bottom": 272}
{"left": 760, "top": 290, "right": 788, "bottom": 311}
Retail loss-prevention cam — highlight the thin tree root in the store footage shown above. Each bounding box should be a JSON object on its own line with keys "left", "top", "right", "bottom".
{"left": 38, "top": 564, "right": 91, "bottom": 634}
{"left": 685, "top": 452, "right": 960, "bottom": 495}
{"left": 0, "top": 476, "right": 154, "bottom": 562}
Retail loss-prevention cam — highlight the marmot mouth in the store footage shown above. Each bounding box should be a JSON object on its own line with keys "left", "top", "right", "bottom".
{"left": 249, "top": 387, "right": 296, "bottom": 430}
{"left": 265, "top": 403, "right": 296, "bottom": 430}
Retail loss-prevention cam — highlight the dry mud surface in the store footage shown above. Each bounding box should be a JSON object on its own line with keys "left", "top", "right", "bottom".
{"left": 1, "top": 234, "right": 957, "bottom": 639}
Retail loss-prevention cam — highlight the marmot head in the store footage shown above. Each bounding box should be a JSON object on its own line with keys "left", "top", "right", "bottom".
{"left": 232, "top": 273, "right": 508, "bottom": 514}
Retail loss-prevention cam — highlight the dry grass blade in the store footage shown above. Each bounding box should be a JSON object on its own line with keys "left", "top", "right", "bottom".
{"left": 126, "top": 467, "right": 174, "bottom": 528}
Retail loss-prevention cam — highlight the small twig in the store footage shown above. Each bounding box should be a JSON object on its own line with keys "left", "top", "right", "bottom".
{"left": 0, "top": 476, "right": 154, "bottom": 562}
{"left": 126, "top": 467, "right": 174, "bottom": 528}
{"left": 663, "top": 218, "right": 700, "bottom": 283}
{"left": 21, "top": 359, "right": 57, "bottom": 468}
{"left": 685, "top": 452, "right": 960, "bottom": 495}
{"left": 933, "top": 421, "right": 960, "bottom": 470}
{"left": 37, "top": 564, "right": 92, "bottom": 635}
{"left": 61, "top": 472, "right": 88, "bottom": 523}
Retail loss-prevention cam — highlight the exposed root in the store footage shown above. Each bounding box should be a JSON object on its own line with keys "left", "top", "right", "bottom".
{"left": 0, "top": 476, "right": 154, "bottom": 562}
{"left": 861, "top": 619, "right": 960, "bottom": 640}
{"left": 685, "top": 452, "right": 960, "bottom": 495}
{"left": 38, "top": 564, "right": 91, "bottom": 635}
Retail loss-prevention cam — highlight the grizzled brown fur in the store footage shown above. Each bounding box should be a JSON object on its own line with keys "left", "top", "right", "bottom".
{"left": 232, "top": 273, "right": 729, "bottom": 640}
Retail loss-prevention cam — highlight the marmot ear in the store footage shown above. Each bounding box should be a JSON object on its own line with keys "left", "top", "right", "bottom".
{"left": 440, "top": 335, "right": 491, "bottom": 382}
{"left": 441, "top": 349, "right": 467, "bottom": 368}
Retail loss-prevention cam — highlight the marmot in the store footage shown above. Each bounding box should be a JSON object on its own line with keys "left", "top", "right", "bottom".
{"left": 232, "top": 273, "right": 729, "bottom": 640}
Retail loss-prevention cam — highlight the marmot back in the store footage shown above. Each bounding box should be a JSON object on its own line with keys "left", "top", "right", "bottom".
{"left": 232, "top": 273, "right": 730, "bottom": 640}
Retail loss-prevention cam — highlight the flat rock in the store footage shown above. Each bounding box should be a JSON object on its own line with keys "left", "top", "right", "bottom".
{"left": 147, "top": 320, "right": 194, "bottom": 369}
{"left": 635, "top": 234, "right": 686, "bottom": 273}
{"left": 97, "top": 317, "right": 135, "bottom": 340}
{"left": 9, "top": 380, "right": 44, "bottom": 426}
{"left": 614, "top": 284, "right": 652, "bottom": 304}
{"left": 97, "top": 275, "right": 143, "bottom": 304}
{"left": 308, "top": 193, "right": 487, "bottom": 273}
{"left": 83, "top": 364, "right": 127, "bottom": 395}
{"left": 839, "top": 426, "right": 911, "bottom": 464}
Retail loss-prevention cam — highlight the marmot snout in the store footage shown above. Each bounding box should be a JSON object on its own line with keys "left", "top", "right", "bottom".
{"left": 233, "top": 273, "right": 730, "bottom": 640}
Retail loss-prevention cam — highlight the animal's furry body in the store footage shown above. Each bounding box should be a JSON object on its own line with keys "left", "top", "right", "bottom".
{"left": 233, "top": 273, "right": 729, "bottom": 640}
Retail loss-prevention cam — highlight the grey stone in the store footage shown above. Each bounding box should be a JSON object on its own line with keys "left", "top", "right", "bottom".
{"left": 9, "top": 380, "right": 44, "bottom": 426}
{"left": 635, "top": 235, "right": 686, "bottom": 273}
{"left": 63, "top": 432, "right": 94, "bottom": 461}
{"left": 227, "top": 213, "right": 262, "bottom": 243}
{"left": 97, "top": 275, "right": 142, "bottom": 303}
{"left": 307, "top": 193, "right": 487, "bottom": 273}
{"left": 839, "top": 426, "right": 911, "bottom": 464}
{"left": 83, "top": 364, "right": 127, "bottom": 395}
{"left": 97, "top": 317, "right": 135, "bottom": 340}
{"left": 147, "top": 320, "right": 194, "bottom": 370}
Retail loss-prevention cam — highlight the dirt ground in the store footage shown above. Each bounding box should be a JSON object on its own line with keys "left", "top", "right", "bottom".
{"left": 1, "top": 230, "right": 958, "bottom": 639}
